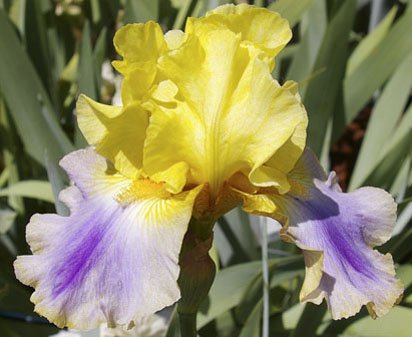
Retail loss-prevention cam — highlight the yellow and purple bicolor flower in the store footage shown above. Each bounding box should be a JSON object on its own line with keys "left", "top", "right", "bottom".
{"left": 14, "top": 3, "right": 403, "bottom": 330}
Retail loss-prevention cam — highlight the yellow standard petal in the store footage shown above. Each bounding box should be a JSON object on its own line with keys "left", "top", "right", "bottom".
{"left": 249, "top": 80, "right": 308, "bottom": 193}
{"left": 144, "top": 25, "right": 306, "bottom": 197}
{"left": 112, "top": 22, "right": 168, "bottom": 104}
{"left": 77, "top": 95, "right": 149, "bottom": 178}
{"left": 186, "top": 3, "right": 292, "bottom": 69}
{"left": 112, "top": 21, "right": 166, "bottom": 75}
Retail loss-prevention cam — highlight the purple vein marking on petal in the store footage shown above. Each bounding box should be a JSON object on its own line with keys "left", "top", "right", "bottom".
{"left": 322, "top": 218, "right": 376, "bottom": 281}
{"left": 293, "top": 184, "right": 377, "bottom": 282}
{"left": 51, "top": 204, "right": 122, "bottom": 297}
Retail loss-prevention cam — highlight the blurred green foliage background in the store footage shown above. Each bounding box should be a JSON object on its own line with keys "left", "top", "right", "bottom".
{"left": 0, "top": 0, "right": 411, "bottom": 336}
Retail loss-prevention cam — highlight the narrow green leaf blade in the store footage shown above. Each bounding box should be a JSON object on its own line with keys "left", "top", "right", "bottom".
{"left": 304, "top": 0, "right": 356, "bottom": 156}
{"left": 123, "top": 0, "right": 159, "bottom": 23}
{"left": 269, "top": 0, "right": 314, "bottom": 27}
{"left": 0, "top": 180, "right": 54, "bottom": 202}
{"left": 0, "top": 96, "right": 24, "bottom": 213}
{"left": 235, "top": 257, "right": 303, "bottom": 324}
{"left": 339, "top": 306, "right": 412, "bottom": 337}
{"left": 238, "top": 300, "right": 262, "bottom": 337}
{"left": 223, "top": 208, "right": 258, "bottom": 261}
{"left": 91, "top": 0, "right": 102, "bottom": 24}
{"left": 76, "top": 20, "right": 97, "bottom": 147}
{"left": 0, "top": 9, "right": 73, "bottom": 165}
{"left": 165, "top": 310, "right": 181, "bottom": 337}
{"left": 344, "top": 7, "right": 412, "bottom": 121}
{"left": 78, "top": 20, "right": 97, "bottom": 100}
{"left": 45, "top": 151, "right": 69, "bottom": 216}
{"left": 349, "top": 50, "right": 412, "bottom": 190}
{"left": 382, "top": 103, "right": 412, "bottom": 159}
{"left": 198, "top": 256, "right": 303, "bottom": 328}
{"left": 93, "top": 27, "right": 108, "bottom": 92}
{"left": 363, "top": 130, "right": 412, "bottom": 189}
{"left": 291, "top": 303, "right": 327, "bottom": 337}
{"left": 198, "top": 261, "right": 263, "bottom": 328}
{"left": 8, "top": 0, "right": 25, "bottom": 35}
{"left": 0, "top": 208, "right": 17, "bottom": 234}
{"left": 172, "top": 0, "right": 192, "bottom": 30}
{"left": 217, "top": 217, "right": 250, "bottom": 264}
{"left": 346, "top": 6, "right": 397, "bottom": 77}
{"left": 287, "top": 0, "right": 327, "bottom": 92}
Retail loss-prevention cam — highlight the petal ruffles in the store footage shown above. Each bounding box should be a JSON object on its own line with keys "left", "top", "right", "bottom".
{"left": 14, "top": 149, "right": 200, "bottom": 329}
{"left": 241, "top": 149, "right": 403, "bottom": 319}
{"left": 76, "top": 96, "right": 149, "bottom": 178}
{"left": 187, "top": 4, "right": 292, "bottom": 68}
{"left": 145, "top": 28, "right": 306, "bottom": 195}
{"left": 76, "top": 5, "right": 306, "bottom": 198}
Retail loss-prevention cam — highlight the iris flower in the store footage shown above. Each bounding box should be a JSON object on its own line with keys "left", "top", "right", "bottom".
{"left": 15, "top": 3, "right": 402, "bottom": 331}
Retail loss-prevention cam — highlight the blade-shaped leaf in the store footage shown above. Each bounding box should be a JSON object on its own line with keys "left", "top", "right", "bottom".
{"left": 291, "top": 303, "right": 327, "bottom": 337}
{"left": 0, "top": 208, "right": 17, "bottom": 234}
{"left": 304, "top": 0, "right": 356, "bottom": 156}
{"left": 0, "top": 9, "right": 73, "bottom": 166}
{"left": 217, "top": 216, "right": 250, "bottom": 264}
{"left": 93, "top": 27, "right": 108, "bottom": 92}
{"left": 123, "top": 0, "right": 159, "bottom": 23}
{"left": 198, "top": 260, "right": 262, "bottom": 328}
{"left": 45, "top": 151, "right": 69, "bottom": 216}
{"left": 338, "top": 306, "right": 412, "bottom": 337}
{"left": 0, "top": 180, "right": 53, "bottom": 202}
{"left": 223, "top": 207, "right": 259, "bottom": 261}
{"left": 173, "top": 0, "right": 192, "bottom": 29}
{"left": 165, "top": 310, "right": 181, "bottom": 337}
{"left": 198, "top": 256, "right": 303, "bottom": 328}
{"left": 76, "top": 20, "right": 97, "bottom": 147}
{"left": 344, "top": 6, "right": 412, "bottom": 121}
{"left": 382, "top": 103, "right": 412, "bottom": 160}
{"left": 91, "top": 0, "right": 102, "bottom": 24}
{"left": 349, "top": 50, "right": 412, "bottom": 190}
{"left": 235, "top": 257, "right": 303, "bottom": 324}
{"left": 269, "top": 0, "right": 314, "bottom": 28}
{"left": 78, "top": 20, "right": 97, "bottom": 100}
{"left": 393, "top": 204, "right": 412, "bottom": 240}
{"left": 390, "top": 226, "right": 412, "bottom": 262}
{"left": 238, "top": 300, "right": 262, "bottom": 337}
{"left": 287, "top": 0, "right": 327, "bottom": 95}
{"left": 346, "top": 6, "right": 397, "bottom": 77}
{"left": 8, "top": 0, "right": 25, "bottom": 36}
{"left": 0, "top": 96, "right": 24, "bottom": 213}
{"left": 362, "top": 130, "right": 412, "bottom": 189}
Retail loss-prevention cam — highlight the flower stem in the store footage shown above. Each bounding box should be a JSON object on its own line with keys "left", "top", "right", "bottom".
{"left": 177, "top": 218, "right": 216, "bottom": 337}
{"left": 260, "top": 216, "right": 269, "bottom": 337}
{"left": 178, "top": 312, "right": 197, "bottom": 337}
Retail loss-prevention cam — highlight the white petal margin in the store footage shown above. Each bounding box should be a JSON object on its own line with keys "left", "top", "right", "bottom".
{"left": 14, "top": 148, "right": 200, "bottom": 330}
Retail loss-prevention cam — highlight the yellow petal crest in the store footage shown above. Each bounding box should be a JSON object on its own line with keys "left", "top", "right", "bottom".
{"left": 112, "top": 21, "right": 166, "bottom": 75}
{"left": 187, "top": 4, "right": 292, "bottom": 69}
{"left": 112, "top": 22, "right": 168, "bottom": 105}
